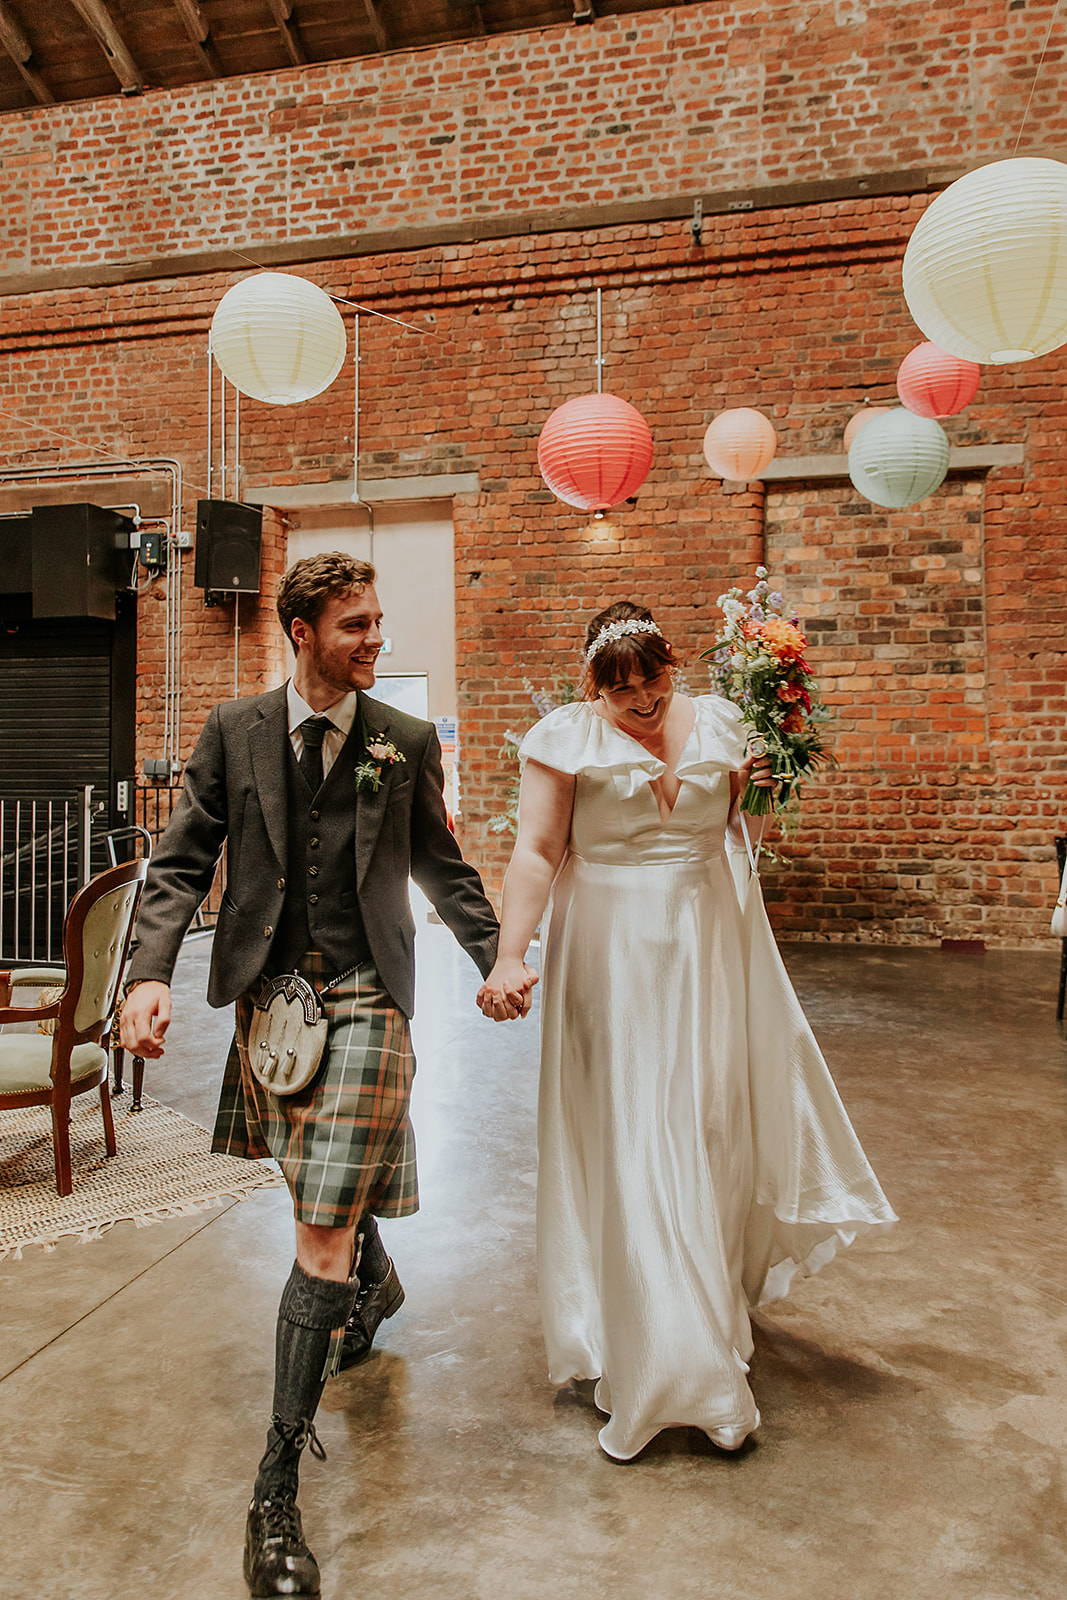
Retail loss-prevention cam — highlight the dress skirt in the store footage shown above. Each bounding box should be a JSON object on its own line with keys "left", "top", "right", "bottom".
{"left": 536, "top": 847, "right": 895, "bottom": 1461}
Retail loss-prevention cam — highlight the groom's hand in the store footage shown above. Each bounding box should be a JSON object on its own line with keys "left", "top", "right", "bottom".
{"left": 119, "top": 980, "right": 171, "bottom": 1059}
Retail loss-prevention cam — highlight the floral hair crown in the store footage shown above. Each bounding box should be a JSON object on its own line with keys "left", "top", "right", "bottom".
{"left": 585, "top": 618, "right": 663, "bottom": 662}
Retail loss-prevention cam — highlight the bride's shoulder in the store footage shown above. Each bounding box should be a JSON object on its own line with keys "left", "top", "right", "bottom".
{"left": 517, "top": 701, "right": 597, "bottom": 774}
{"left": 693, "top": 693, "right": 744, "bottom": 727}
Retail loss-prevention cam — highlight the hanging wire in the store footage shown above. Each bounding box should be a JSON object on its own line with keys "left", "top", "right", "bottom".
{"left": 595, "top": 286, "right": 603, "bottom": 393}
{"left": 1013, "top": 0, "right": 1063, "bottom": 155}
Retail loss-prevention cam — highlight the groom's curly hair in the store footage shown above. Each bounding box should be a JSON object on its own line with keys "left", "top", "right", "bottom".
{"left": 277, "top": 552, "right": 377, "bottom": 648}
{"left": 581, "top": 601, "right": 676, "bottom": 699}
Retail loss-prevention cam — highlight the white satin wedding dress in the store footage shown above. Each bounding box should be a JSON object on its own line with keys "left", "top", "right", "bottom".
{"left": 519, "top": 695, "right": 896, "bottom": 1461}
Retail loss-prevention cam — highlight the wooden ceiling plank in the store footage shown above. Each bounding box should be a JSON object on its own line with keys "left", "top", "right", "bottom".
{"left": 68, "top": 0, "right": 144, "bottom": 93}
{"left": 171, "top": 0, "right": 224, "bottom": 78}
{"left": 264, "top": 0, "right": 307, "bottom": 67}
{"left": 0, "top": 2, "right": 54, "bottom": 103}
{"left": 361, "top": 0, "right": 388, "bottom": 53}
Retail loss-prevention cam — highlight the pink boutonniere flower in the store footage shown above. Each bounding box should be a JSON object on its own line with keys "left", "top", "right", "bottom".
{"left": 355, "top": 736, "right": 406, "bottom": 794}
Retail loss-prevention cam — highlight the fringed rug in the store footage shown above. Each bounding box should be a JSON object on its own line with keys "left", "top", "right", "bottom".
{"left": 0, "top": 1095, "right": 285, "bottom": 1260}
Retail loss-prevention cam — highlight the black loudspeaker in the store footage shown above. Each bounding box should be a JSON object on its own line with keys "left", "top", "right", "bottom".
{"left": 195, "top": 499, "right": 262, "bottom": 596}
{"left": 31, "top": 503, "right": 131, "bottom": 621}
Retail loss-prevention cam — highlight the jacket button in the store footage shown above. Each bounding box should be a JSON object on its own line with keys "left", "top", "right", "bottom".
{"left": 264, "top": 925, "right": 274, "bottom": 938}
{"left": 308, "top": 894, "right": 319, "bottom": 905}
{"left": 308, "top": 865, "right": 318, "bottom": 877}
{"left": 277, "top": 877, "right": 285, "bottom": 890}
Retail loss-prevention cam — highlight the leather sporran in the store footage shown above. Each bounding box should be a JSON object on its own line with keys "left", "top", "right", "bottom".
{"left": 248, "top": 972, "right": 329, "bottom": 1096}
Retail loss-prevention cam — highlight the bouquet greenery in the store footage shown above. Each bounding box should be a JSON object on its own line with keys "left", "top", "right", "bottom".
{"left": 701, "top": 567, "right": 833, "bottom": 816}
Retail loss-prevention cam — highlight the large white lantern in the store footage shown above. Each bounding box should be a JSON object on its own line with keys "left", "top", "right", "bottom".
{"left": 902, "top": 157, "right": 1067, "bottom": 364}
{"left": 210, "top": 272, "right": 347, "bottom": 405}
{"left": 847, "top": 407, "right": 950, "bottom": 509}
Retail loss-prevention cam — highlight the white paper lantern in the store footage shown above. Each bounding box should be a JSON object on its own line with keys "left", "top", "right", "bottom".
{"left": 902, "top": 157, "right": 1067, "bottom": 364}
{"left": 210, "top": 272, "right": 347, "bottom": 405}
{"left": 847, "top": 407, "right": 950, "bottom": 508}
{"left": 842, "top": 406, "right": 892, "bottom": 452}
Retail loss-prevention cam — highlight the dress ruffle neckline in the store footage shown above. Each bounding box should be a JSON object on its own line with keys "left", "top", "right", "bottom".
{"left": 518, "top": 696, "right": 746, "bottom": 799}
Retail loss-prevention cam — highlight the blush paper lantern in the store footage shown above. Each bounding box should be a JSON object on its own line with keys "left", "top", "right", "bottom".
{"left": 902, "top": 157, "right": 1067, "bottom": 364}
{"left": 702, "top": 408, "right": 777, "bottom": 479}
{"left": 847, "top": 408, "right": 950, "bottom": 509}
{"left": 210, "top": 272, "right": 347, "bottom": 405}
{"left": 842, "top": 406, "right": 892, "bottom": 452}
{"left": 537, "top": 393, "right": 653, "bottom": 510}
{"left": 896, "top": 342, "right": 980, "bottom": 419}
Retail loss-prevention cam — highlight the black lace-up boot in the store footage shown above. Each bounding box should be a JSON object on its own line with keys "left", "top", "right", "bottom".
{"left": 339, "top": 1213, "right": 405, "bottom": 1371}
{"left": 245, "top": 1262, "right": 360, "bottom": 1597}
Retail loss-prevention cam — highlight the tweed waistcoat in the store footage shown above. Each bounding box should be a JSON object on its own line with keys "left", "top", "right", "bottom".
{"left": 268, "top": 725, "right": 370, "bottom": 978}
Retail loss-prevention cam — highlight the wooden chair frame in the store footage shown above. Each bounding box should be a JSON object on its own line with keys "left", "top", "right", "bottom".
{"left": 0, "top": 858, "right": 147, "bottom": 1196}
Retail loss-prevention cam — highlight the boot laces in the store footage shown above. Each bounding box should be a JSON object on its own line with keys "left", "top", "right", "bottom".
{"left": 261, "top": 1415, "right": 327, "bottom": 1471}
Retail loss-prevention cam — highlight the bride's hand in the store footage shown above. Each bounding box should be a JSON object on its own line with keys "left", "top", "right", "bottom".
{"left": 477, "top": 958, "right": 538, "bottom": 1021}
{"left": 739, "top": 751, "right": 776, "bottom": 792}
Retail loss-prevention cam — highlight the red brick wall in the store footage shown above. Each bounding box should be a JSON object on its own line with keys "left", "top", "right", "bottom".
{"left": 0, "top": 1, "right": 1062, "bottom": 280}
{"left": 0, "top": 4, "right": 1065, "bottom": 946}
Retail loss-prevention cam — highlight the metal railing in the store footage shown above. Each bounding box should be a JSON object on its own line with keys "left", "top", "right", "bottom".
{"left": 0, "top": 781, "right": 222, "bottom": 964}
{"left": 0, "top": 787, "right": 95, "bottom": 964}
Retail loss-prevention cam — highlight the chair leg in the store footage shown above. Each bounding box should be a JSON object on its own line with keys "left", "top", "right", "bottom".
{"left": 112, "top": 1042, "right": 126, "bottom": 1096}
{"left": 132, "top": 1056, "right": 145, "bottom": 1113}
{"left": 51, "top": 1095, "right": 73, "bottom": 1198}
{"left": 99, "top": 1080, "right": 117, "bottom": 1158}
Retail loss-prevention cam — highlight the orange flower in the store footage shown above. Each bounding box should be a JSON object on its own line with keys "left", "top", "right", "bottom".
{"left": 760, "top": 616, "right": 807, "bottom": 661}
{"left": 781, "top": 706, "right": 806, "bottom": 734}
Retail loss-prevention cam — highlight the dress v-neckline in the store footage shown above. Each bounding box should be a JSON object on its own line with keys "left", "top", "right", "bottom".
{"left": 591, "top": 700, "right": 699, "bottom": 823}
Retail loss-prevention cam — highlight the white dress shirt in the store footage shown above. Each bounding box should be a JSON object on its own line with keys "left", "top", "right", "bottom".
{"left": 286, "top": 681, "right": 358, "bottom": 782}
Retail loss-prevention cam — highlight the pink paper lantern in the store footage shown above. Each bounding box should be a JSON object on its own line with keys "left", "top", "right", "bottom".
{"left": 896, "top": 342, "right": 980, "bottom": 419}
{"left": 843, "top": 406, "right": 892, "bottom": 451}
{"left": 537, "top": 393, "right": 653, "bottom": 510}
{"left": 702, "top": 408, "right": 777, "bottom": 480}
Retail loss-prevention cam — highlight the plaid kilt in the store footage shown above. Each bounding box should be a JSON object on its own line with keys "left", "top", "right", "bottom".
{"left": 212, "top": 951, "right": 418, "bottom": 1228}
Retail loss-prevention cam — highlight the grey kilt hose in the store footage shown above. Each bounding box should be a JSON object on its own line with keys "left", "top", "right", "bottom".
{"left": 212, "top": 951, "right": 419, "bottom": 1228}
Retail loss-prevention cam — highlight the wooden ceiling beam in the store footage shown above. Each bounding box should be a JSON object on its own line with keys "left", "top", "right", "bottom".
{"left": 171, "top": 0, "right": 223, "bottom": 78}
{"left": 68, "top": 0, "right": 144, "bottom": 94}
{"left": 264, "top": 0, "right": 307, "bottom": 68}
{"left": 0, "top": 2, "right": 54, "bottom": 103}
{"left": 361, "top": 0, "right": 388, "bottom": 53}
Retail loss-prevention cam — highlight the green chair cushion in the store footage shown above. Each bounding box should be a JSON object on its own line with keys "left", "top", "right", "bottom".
{"left": 0, "top": 1037, "right": 108, "bottom": 1095}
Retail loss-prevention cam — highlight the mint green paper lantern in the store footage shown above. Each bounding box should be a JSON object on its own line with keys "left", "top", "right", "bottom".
{"left": 847, "top": 407, "right": 950, "bottom": 509}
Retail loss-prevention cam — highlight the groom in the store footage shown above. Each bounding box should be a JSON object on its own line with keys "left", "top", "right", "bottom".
{"left": 121, "top": 552, "right": 528, "bottom": 1596}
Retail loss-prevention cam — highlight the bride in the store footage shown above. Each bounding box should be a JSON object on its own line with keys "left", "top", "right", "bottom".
{"left": 478, "top": 600, "right": 897, "bottom": 1460}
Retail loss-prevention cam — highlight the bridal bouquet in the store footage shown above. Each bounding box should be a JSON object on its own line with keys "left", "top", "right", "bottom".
{"left": 701, "top": 567, "right": 832, "bottom": 815}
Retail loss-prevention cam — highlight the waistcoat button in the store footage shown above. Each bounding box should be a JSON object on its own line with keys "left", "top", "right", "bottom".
{"left": 309, "top": 837, "right": 320, "bottom": 848}
{"left": 277, "top": 877, "right": 285, "bottom": 890}
{"left": 308, "top": 894, "right": 319, "bottom": 905}
{"left": 308, "top": 865, "right": 318, "bottom": 877}
{"left": 264, "top": 925, "right": 274, "bottom": 937}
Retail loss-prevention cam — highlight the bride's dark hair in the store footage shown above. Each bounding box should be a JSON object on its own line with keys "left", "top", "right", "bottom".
{"left": 581, "top": 601, "right": 676, "bottom": 699}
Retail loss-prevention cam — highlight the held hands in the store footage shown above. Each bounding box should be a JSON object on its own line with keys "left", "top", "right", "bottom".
{"left": 477, "top": 958, "right": 539, "bottom": 1022}
{"left": 118, "top": 981, "right": 171, "bottom": 1060}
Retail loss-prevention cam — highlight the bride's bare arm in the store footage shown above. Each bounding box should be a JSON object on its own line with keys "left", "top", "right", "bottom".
{"left": 478, "top": 758, "right": 576, "bottom": 1020}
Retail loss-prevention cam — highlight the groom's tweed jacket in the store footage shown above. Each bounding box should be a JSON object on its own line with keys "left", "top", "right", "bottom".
{"left": 126, "top": 683, "right": 498, "bottom": 1017}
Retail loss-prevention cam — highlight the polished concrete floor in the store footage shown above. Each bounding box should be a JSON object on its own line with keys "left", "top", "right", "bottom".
{"left": 3, "top": 919, "right": 1066, "bottom": 1600}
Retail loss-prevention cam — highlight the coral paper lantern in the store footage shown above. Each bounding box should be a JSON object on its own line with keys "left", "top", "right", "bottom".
{"left": 210, "top": 271, "right": 347, "bottom": 405}
{"left": 902, "top": 157, "right": 1067, "bottom": 364}
{"left": 847, "top": 407, "right": 950, "bottom": 509}
{"left": 842, "top": 406, "right": 892, "bottom": 452}
{"left": 537, "top": 393, "right": 653, "bottom": 510}
{"left": 702, "top": 408, "right": 777, "bottom": 479}
{"left": 896, "top": 342, "right": 980, "bottom": 419}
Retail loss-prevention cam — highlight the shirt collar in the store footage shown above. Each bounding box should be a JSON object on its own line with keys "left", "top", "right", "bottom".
{"left": 286, "top": 680, "right": 358, "bottom": 739}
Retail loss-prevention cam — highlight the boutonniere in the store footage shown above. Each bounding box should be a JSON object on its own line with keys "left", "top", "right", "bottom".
{"left": 354, "top": 733, "right": 406, "bottom": 794}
